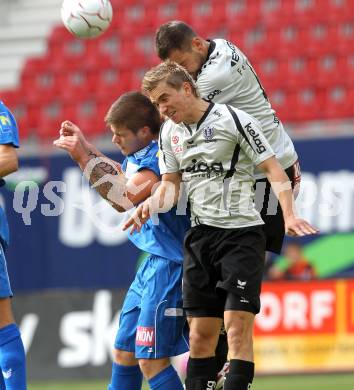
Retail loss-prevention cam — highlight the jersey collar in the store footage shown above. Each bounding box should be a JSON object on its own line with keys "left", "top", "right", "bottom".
{"left": 197, "top": 40, "right": 216, "bottom": 77}
{"left": 197, "top": 102, "right": 215, "bottom": 129}
{"left": 131, "top": 141, "right": 156, "bottom": 160}
{"left": 182, "top": 102, "right": 215, "bottom": 132}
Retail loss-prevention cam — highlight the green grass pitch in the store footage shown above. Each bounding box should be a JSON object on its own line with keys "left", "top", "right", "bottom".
{"left": 28, "top": 374, "right": 354, "bottom": 389}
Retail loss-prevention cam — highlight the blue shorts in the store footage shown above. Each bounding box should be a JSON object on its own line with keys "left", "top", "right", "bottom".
{"left": 115, "top": 255, "right": 189, "bottom": 359}
{"left": 0, "top": 240, "right": 12, "bottom": 298}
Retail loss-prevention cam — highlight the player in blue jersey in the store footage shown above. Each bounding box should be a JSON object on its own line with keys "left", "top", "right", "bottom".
{"left": 54, "top": 91, "right": 189, "bottom": 390}
{"left": 0, "top": 101, "right": 27, "bottom": 389}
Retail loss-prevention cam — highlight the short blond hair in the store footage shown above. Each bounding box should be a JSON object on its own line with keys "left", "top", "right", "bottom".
{"left": 142, "top": 61, "right": 199, "bottom": 97}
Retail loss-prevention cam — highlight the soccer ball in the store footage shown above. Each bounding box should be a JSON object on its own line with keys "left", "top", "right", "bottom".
{"left": 61, "top": 0, "right": 113, "bottom": 39}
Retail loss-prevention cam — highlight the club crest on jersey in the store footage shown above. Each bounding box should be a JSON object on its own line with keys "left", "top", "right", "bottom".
{"left": 202, "top": 126, "right": 216, "bottom": 143}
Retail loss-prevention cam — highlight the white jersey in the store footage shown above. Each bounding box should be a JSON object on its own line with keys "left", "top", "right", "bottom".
{"left": 196, "top": 39, "right": 297, "bottom": 178}
{"left": 159, "top": 103, "right": 275, "bottom": 229}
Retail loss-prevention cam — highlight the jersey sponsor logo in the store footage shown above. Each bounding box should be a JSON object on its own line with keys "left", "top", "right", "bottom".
{"left": 136, "top": 326, "right": 155, "bottom": 346}
{"left": 172, "top": 135, "right": 180, "bottom": 144}
{"left": 205, "top": 89, "right": 222, "bottom": 102}
{"left": 0, "top": 112, "right": 11, "bottom": 133}
{"left": 244, "top": 122, "right": 266, "bottom": 154}
{"left": 181, "top": 159, "right": 224, "bottom": 177}
{"left": 226, "top": 41, "right": 240, "bottom": 67}
{"left": 174, "top": 145, "right": 183, "bottom": 154}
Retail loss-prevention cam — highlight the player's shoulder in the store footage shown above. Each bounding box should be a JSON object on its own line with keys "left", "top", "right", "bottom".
{"left": 220, "top": 104, "right": 260, "bottom": 129}
{"left": 160, "top": 118, "right": 180, "bottom": 139}
{"left": 224, "top": 104, "right": 252, "bottom": 121}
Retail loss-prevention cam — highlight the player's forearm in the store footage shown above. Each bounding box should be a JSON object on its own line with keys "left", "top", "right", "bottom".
{"left": 149, "top": 180, "right": 179, "bottom": 214}
{"left": 266, "top": 167, "right": 296, "bottom": 219}
{"left": 79, "top": 148, "right": 129, "bottom": 212}
{"left": 0, "top": 150, "right": 18, "bottom": 177}
{"left": 0, "top": 158, "right": 18, "bottom": 177}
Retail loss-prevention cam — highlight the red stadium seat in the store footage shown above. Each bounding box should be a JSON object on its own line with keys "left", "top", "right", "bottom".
{"left": 259, "top": 0, "right": 294, "bottom": 27}
{"left": 267, "top": 25, "right": 305, "bottom": 59}
{"left": 322, "top": 0, "right": 354, "bottom": 22}
{"left": 66, "top": 100, "right": 106, "bottom": 136}
{"left": 21, "top": 74, "right": 57, "bottom": 104}
{"left": 291, "top": 88, "right": 325, "bottom": 122}
{"left": 312, "top": 54, "right": 343, "bottom": 88}
{"left": 225, "top": 0, "right": 260, "bottom": 31}
{"left": 323, "top": 86, "right": 353, "bottom": 119}
{"left": 335, "top": 20, "right": 354, "bottom": 54}
{"left": 57, "top": 70, "right": 92, "bottom": 102}
{"left": 87, "top": 68, "right": 131, "bottom": 101}
{"left": 37, "top": 100, "right": 66, "bottom": 140}
{"left": 255, "top": 58, "right": 284, "bottom": 91}
{"left": 239, "top": 26, "right": 273, "bottom": 62}
{"left": 338, "top": 55, "right": 354, "bottom": 86}
{"left": 300, "top": 23, "right": 337, "bottom": 56}
{"left": 10, "top": 102, "right": 38, "bottom": 140}
{"left": 284, "top": 57, "right": 316, "bottom": 90}
{"left": 268, "top": 88, "right": 296, "bottom": 122}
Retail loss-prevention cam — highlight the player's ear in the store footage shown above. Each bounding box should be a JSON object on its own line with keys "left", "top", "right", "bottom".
{"left": 191, "top": 37, "right": 204, "bottom": 52}
{"left": 183, "top": 82, "right": 192, "bottom": 96}
{"left": 140, "top": 126, "right": 152, "bottom": 138}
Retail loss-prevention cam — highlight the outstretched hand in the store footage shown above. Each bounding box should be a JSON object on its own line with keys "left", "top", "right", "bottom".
{"left": 285, "top": 215, "right": 319, "bottom": 237}
{"left": 123, "top": 198, "right": 153, "bottom": 234}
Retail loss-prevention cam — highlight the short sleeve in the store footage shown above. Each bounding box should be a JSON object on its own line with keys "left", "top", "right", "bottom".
{"left": 138, "top": 148, "right": 160, "bottom": 177}
{"left": 229, "top": 107, "right": 275, "bottom": 166}
{"left": 0, "top": 102, "right": 20, "bottom": 147}
{"left": 158, "top": 122, "right": 180, "bottom": 174}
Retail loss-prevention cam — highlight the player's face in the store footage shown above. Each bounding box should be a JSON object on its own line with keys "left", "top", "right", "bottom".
{"left": 149, "top": 81, "right": 192, "bottom": 124}
{"left": 110, "top": 125, "right": 147, "bottom": 156}
{"left": 168, "top": 47, "right": 205, "bottom": 79}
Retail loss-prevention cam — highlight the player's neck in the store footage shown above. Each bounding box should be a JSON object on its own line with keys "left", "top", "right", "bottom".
{"left": 183, "top": 98, "right": 210, "bottom": 124}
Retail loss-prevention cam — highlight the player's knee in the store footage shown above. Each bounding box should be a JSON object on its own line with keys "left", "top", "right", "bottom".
{"left": 113, "top": 349, "right": 137, "bottom": 366}
{"left": 138, "top": 358, "right": 169, "bottom": 379}
{"left": 189, "top": 329, "right": 216, "bottom": 356}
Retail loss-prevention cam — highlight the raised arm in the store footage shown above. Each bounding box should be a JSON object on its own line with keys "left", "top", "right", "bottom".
{"left": 54, "top": 121, "right": 159, "bottom": 212}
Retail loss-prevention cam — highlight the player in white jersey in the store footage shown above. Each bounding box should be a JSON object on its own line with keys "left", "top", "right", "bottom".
{"left": 124, "top": 62, "right": 317, "bottom": 390}
{"left": 155, "top": 21, "right": 300, "bottom": 255}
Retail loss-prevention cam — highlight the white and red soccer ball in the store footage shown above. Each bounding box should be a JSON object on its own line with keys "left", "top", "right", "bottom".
{"left": 61, "top": 0, "right": 113, "bottom": 39}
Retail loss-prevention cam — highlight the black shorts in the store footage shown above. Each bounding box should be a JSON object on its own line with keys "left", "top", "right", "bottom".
{"left": 183, "top": 224, "right": 266, "bottom": 316}
{"left": 254, "top": 160, "right": 301, "bottom": 254}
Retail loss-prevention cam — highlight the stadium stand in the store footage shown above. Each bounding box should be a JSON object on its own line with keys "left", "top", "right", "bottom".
{"left": 0, "top": 0, "right": 353, "bottom": 140}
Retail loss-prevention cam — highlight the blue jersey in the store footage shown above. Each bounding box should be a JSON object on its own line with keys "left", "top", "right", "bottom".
{"left": 0, "top": 101, "right": 20, "bottom": 247}
{"left": 122, "top": 141, "right": 190, "bottom": 263}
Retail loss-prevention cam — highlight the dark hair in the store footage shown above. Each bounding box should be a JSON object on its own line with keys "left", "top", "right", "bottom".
{"left": 104, "top": 91, "right": 161, "bottom": 135}
{"left": 155, "top": 21, "right": 197, "bottom": 60}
